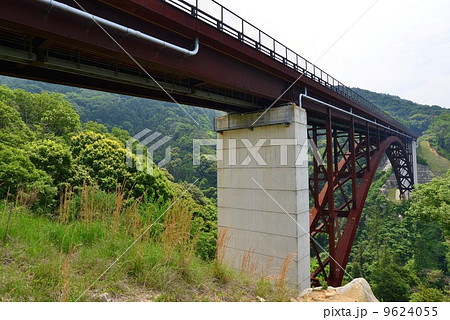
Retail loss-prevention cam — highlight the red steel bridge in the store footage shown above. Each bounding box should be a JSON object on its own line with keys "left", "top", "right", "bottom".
{"left": 0, "top": 0, "right": 418, "bottom": 287}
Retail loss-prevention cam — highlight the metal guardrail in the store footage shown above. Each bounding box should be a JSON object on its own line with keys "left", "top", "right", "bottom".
{"left": 162, "top": 0, "right": 412, "bottom": 136}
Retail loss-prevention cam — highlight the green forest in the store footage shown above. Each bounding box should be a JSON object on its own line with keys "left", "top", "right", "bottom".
{"left": 0, "top": 76, "right": 449, "bottom": 301}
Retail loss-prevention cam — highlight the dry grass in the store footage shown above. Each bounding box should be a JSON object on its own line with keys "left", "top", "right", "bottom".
{"left": 14, "top": 189, "right": 38, "bottom": 208}
{"left": 124, "top": 195, "right": 145, "bottom": 240}
{"left": 276, "top": 252, "right": 296, "bottom": 295}
{"left": 241, "top": 248, "right": 258, "bottom": 275}
{"left": 161, "top": 201, "right": 201, "bottom": 269}
{"left": 215, "top": 227, "right": 230, "bottom": 266}
{"left": 59, "top": 185, "right": 73, "bottom": 224}
{"left": 79, "top": 185, "right": 98, "bottom": 224}
{"left": 58, "top": 183, "right": 146, "bottom": 239}
{"left": 111, "top": 184, "right": 125, "bottom": 237}
{"left": 59, "top": 243, "right": 81, "bottom": 302}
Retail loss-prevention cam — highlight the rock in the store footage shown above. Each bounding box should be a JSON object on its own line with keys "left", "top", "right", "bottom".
{"left": 98, "top": 292, "right": 112, "bottom": 302}
{"left": 336, "top": 278, "right": 378, "bottom": 302}
{"left": 256, "top": 296, "right": 266, "bottom": 302}
{"left": 298, "top": 278, "right": 378, "bottom": 302}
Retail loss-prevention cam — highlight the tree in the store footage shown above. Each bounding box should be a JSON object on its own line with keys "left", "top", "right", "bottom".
{"left": 0, "top": 100, "right": 35, "bottom": 146}
{"left": 0, "top": 86, "right": 81, "bottom": 139}
{"left": 410, "top": 287, "right": 446, "bottom": 302}
{"left": 71, "top": 131, "right": 131, "bottom": 191}
{"left": 0, "top": 143, "right": 56, "bottom": 207}
{"left": 35, "top": 92, "right": 81, "bottom": 137}
{"left": 111, "top": 127, "right": 131, "bottom": 145}
{"left": 426, "top": 112, "right": 450, "bottom": 159}
{"left": 370, "top": 248, "right": 417, "bottom": 301}
{"left": 83, "top": 121, "right": 108, "bottom": 134}
{"left": 407, "top": 171, "right": 450, "bottom": 238}
{"left": 71, "top": 131, "right": 173, "bottom": 200}
{"left": 26, "top": 139, "right": 72, "bottom": 188}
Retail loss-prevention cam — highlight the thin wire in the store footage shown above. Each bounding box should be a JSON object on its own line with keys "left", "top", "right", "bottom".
{"left": 252, "top": 0, "right": 379, "bottom": 126}
{"left": 75, "top": 178, "right": 199, "bottom": 301}
{"left": 71, "top": 0, "right": 200, "bottom": 126}
{"left": 252, "top": 178, "right": 376, "bottom": 297}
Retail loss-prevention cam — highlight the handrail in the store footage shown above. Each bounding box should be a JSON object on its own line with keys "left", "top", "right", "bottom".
{"left": 163, "top": 0, "right": 413, "bottom": 136}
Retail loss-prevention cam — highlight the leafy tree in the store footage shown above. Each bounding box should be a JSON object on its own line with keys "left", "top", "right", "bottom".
{"left": 407, "top": 171, "right": 450, "bottom": 238}
{"left": 412, "top": 219, "right": 447, "bottom": 273}
{"left": 0, "top": 100, "right": 35, "bottom": 147}
{"left": 111, "top": 127, "right": 131, "bottom": 145}
{"left": 370, "top": 248, "right": 417, "bottom": 301}
{"left": 426, "top": 112, "right": 450, "bottom": 159}
{"left": 34, "top": 92, "right": 81, "bottom": 138}
{"left": 410, "top": 287, "right": 446, "bottom": 302}
{"left": 0, "top": 143, "right": 56, "bottom": 207}
{"left": 71, "top": 131, "right": 173, "bottom": 201}
{"left": 83, "top": 121, "right": 108, "bottom": 134}
{"left": 71, "top": 131, "right": 131, "bottom": 191}
{"left": 0, "top": 86, "right": 81, "bottom": 139}
{"left": 26, "top": 139, "right": 72, "bottom": 188}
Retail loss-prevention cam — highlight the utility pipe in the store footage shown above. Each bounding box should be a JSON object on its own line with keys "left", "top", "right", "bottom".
{"left": 35, "top": 0, "right": 200, "bottom": 56}
{"left": 299, "top": 93, "right": 413, "bottom": 139}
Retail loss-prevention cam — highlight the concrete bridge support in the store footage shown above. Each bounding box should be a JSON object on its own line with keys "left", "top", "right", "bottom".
{"left": 216, "top": 105, "right": 310, "bottom": 292}
{"left": 412, "top": 140, "right": 419, "bottom": 186}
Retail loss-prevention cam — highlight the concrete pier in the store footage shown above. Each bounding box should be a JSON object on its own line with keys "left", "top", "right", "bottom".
{"left": 216, "top": 104, "right": 310, "bottom": 292}
{"left": 412, "top": 140, "right": 418, "bottom": 186}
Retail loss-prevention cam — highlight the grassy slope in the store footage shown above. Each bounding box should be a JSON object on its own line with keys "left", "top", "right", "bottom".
{"left": 0, "top": 202, "right": 295, "bottom": 302}
{"left": 417, "top": 138, "right": 450, "bottom": 176}
{"left": 388, "top": 188, "right": 398, "bottom": 202}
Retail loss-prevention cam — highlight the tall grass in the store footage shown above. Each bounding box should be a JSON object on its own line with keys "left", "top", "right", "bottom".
{"left": 111, "top": 184, "right": 125, "bottom": 237}
{"left": 161, "top": 201, "right": 201, "bottom": 271}
{"left": 15, "top": 189, "right": 38, "bottom": 209}
{"left": 1, "top": 184, "right": 299, "bottom": 301}
{"left": 241, "top": 248, "right": 258, "bottom": 275}
{"left": 59, "top": 243, "right": 80, "bottom": 302}
{"left": 277, "top": 252, "right": 296, "bottom": 296}
{"left": 215, "top": 227, "right": 230, "bottom": 266}
{"left": 59, "top": 185, "right": 72, "bottom": 224}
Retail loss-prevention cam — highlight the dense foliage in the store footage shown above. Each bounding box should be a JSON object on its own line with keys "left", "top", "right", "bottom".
{"left": 0, "top": 76, "right": 219, "bottom": 193}
{"left": 1, "top": 76, "right": 449, "bottom": 301}
{"left": 0, "top": 86, "right": 172, "bottom": 201}
{"left": 353, "top": 88, "right": 447, "bottom": 135}
{"left": 425, "top": 112, "right": 450, "bottom": 160}
{"left": 0, "top": 83, "right": 219, "bottom": 261}
{"left": 345, "top": 171, "right": 449, "bottom": 301}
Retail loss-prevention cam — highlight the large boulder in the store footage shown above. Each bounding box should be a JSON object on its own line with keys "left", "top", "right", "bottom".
{"left": 298, "top": 278, "right": 378, "bottom": 302}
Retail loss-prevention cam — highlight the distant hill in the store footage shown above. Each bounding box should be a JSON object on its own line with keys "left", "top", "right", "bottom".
{"left": 0, "top": 76, "right": 218, "bottom": 136}
{"left": 1, "top": 76, "right": 446, "bottom": 136}
{"left": 353, "top": 88, "right": 447, "bottom": 135}
{"left": 0, "top": 75, "right": 219, "bottom": 191}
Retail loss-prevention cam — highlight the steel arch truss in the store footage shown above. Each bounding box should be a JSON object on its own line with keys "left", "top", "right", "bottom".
{"left": 308, "top": 111, "right": 414, "bottom": 287}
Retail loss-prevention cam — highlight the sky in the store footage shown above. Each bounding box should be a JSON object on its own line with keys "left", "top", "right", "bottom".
{"left": 211, "top": 0, "right": 450, "bottom": 108}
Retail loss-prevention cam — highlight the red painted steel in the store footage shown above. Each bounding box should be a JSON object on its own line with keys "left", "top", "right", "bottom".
{"left": 309, "top": 108, "right": 414, "bottom": 286}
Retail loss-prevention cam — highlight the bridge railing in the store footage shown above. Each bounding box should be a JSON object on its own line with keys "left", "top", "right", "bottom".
{"left": 162, "top": 0, "right": 411, "bottom": 135}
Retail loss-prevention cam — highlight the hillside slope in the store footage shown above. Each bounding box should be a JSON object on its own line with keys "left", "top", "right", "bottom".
{"left": 353, "top": 87, "right": 447, "bottom": 135}
{"left": 417, "top": 139, "right": 450, "bottom": 176}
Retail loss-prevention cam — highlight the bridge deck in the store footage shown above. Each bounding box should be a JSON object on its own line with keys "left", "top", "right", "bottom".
{"left": 0, "top": 0, "right": 416, "bottom": 139}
